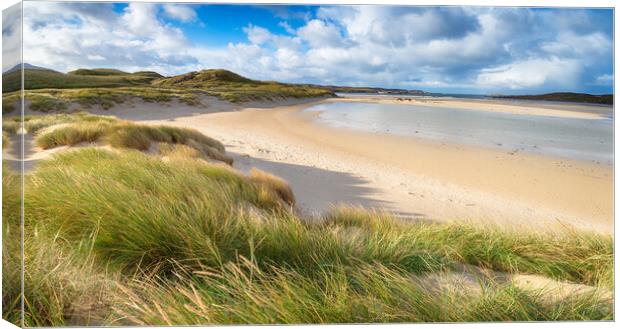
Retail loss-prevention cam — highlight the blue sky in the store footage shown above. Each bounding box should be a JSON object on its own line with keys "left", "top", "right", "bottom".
{"left": 3, "top": 2, "right": 614, "bottom": 94}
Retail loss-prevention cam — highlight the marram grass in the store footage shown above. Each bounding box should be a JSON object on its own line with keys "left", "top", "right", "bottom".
{"left": 2, "top": 115, "right": 614, "bottom": 326}
{"left": 3, "top": 112, "right": 233, "bottom": 164}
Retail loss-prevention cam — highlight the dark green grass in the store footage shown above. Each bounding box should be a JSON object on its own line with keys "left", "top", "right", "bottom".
{"left": 2, "top": 68, "right": 161, "bottom": 93}
{"left": 495, "top": 93, "right": 613, "bottom": 105}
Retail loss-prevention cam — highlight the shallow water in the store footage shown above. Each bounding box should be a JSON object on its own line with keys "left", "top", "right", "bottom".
{"left": 304, "top": 102, "right": 613, "bottom": 164}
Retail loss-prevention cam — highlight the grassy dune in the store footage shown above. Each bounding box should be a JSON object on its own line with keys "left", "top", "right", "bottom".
{"left": 2, "top": 68, "right": 333, "bottom": 114}
{"left": 3, "top": 87, "right": 203, "bottom": 114}
{"left": 2, "top": 67, "right": 162, "bottom": 93}
{"left": 494, "top": 92, "right": 613, "bottom": 105}
{"left": 1, "top": 114, "right": 614, "bottom": 326}
{"left": 3, "top": 112, "right": 233, "bottom": 165}
{"left": 153, "top": 69, "right": 333, "bottom": 102}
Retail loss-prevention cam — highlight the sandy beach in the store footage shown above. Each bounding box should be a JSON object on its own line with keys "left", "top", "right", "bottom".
{"left": 91, "top": 95, "right": 611, "bottom": 235}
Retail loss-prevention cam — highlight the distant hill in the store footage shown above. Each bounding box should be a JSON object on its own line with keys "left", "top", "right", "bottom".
{"left": 153, "top": 69, "right": 253, "bottom": 88}
{"left": 67, "top": 68, "right": 164, "bottom": 79}
{"left": 3, "top": 64, "right": 429, "bottom": 99}
{"left": 324, "top": 86, "right": 424, "bottom": 95}
{"left": 493, "top": 92, "right": 613, "bottom": 105}
{"left": 68, "top": 68, "right": 133, "bottom": 76}
{"left": 3, "top": 65, "right": 421, "bottom": 97}
{"left": 3, "top": 63, "right": 51, "bottom": 74}
{"left": 153, "top": 69, "right": 334, "bottom": 102}
{"left": 2, "top": 66, "right": 334, "bottom": 107}
{"left": 2, "top": 64, "right": 163, "bottom": 92}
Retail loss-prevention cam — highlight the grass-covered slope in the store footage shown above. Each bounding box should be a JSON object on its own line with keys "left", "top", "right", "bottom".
{"left": 3, "top": 112, "right": 234, "bottom": 165}
{"left": 1, "top": 113, "right": 613, "bottom": 326}
{"left": 494, "top": 92, "right": 613, "bottom": 105}
{"left": 2, "top": 67, "right": 333, "bottom": 114}
{"left": 152, "top": 69, "right": 334, "bottom": 102}
{"left": 67, "top": 68, "right": 163, "bottom": 79}
{"left": 3, "top": 86, "right": 203, "bottom": 114}
{"left": 2, "top": 67, "right": 162, "bottom": 93}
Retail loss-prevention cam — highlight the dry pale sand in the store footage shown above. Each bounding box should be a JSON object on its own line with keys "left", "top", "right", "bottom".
{"left": 105, "top": 96, "right": 613, "bottom": 235}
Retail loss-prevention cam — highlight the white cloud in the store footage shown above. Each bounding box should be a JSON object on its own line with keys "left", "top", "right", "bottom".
{"left": 244, "top": 25, "right": 272, "bottom": 45}
{"left": 21, "top": 2, "right": 195, "bottom": 75}
{"left": 2, "top": 3, "right": 21, "bottom": 72}
{"left": 297, "top": 19, "right": 345, "bottom": 48}
{"left": 162, "top": 4, "right": 197, "bottom": 23}
{"left": 16, "top": 4, "right": 613, "bottom": 93}
{"left": 475, "top": 58, "right": 581, "bottom": 90}
{"left": 121, "top": 3, "right": 166, "bottom": 37}
{"left": 541, "top": 32, "right": 611, "bottom": 57}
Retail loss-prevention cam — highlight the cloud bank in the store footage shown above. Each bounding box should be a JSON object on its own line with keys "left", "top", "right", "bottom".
{"left": 15, "top": 2, "right": 614, "bottom": 94}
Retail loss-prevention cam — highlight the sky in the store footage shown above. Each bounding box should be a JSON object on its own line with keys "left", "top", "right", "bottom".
{"left": 2, "top": 2, "right": 614, "bottom": 94}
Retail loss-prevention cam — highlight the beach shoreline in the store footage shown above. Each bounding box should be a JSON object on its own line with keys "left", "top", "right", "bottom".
{"left": 102, "top": 95, "right": 612, "bottom": 234}
{"left": 326, "top": 95, "right": 613, "bottom": 119}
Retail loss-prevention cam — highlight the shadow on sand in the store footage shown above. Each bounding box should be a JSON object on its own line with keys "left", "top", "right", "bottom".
{"left": 229, "top": 151, "right": 427, "bottom": 220}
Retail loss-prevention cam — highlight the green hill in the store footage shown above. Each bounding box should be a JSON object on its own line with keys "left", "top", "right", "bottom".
{"left": 2, "top": 67, "right": 334, "bottom": 112}
{"left": 153, "top": 69, "right": 253, "bottom": 87}
{"left": 68, "top": 68, "right": 131, "bottom": 76}
{"left": 2, "top": 67, "right": 161, "bottom": 93}
{"left": 494, "top": 92, "right": 613, "bottom": 105}
{"left": 153, "top": 69, "right": 334, "bottom": 102}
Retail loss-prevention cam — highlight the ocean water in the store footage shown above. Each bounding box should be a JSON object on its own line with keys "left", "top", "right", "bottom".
{"left": 304, "top": 102, "right": 613, "bottom": 164}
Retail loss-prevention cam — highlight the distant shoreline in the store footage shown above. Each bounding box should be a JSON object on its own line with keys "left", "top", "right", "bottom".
{"left": 330, "top": 94, "right": 612, "bottom": 120}
{"left": 335, "top": 91, "right": 613, "bottom": 107}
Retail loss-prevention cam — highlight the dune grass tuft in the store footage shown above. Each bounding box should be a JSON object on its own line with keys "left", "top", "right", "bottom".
{"left": 249, "top": 168, "right": 296, "bottom": 206}
{"left": 3, "top": 112, "right": 117, "bottom": 135}
{"left": 35, "top": 122, "right": 111, "bottom": 148}
{"left": 2, "top": 112, "right": 233, "bottom": 165}
{"left": 2, "top": 93, "right": 20, "bottom": 114}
